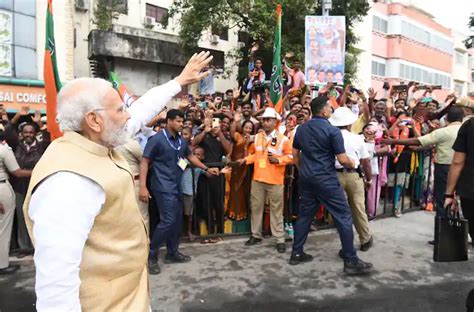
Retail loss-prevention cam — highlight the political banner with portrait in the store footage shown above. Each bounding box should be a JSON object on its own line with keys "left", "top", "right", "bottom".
{"left": 305, "top": 16, "right": 346, "bottom": 86}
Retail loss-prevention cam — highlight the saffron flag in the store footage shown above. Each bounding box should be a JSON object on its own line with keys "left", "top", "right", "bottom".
{"left": 270, "top": 4, "right": 283, "bottom": 115}
{"left": 109, "top": 71, "right": 137, "bottom": 108}
{"left": 44, "top": 0, "right": 62, "bottom": 140}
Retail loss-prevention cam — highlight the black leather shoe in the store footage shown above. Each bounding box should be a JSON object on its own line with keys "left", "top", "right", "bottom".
{"left": 164, "top": 252, "right": 191, "bottom": 264}
{"left": 344, "top": 259, "right": 373, "bottom": 275}
{"left": 148, "top": 259, "right": 160, "bottom": 275}
{"left": 276, "top": 243, "right": 286, "bottom": 253}
{"left": 245, "top": 236, "right": 262, "bottom": 246}
{"left": 289, "top": 252, "right": 313, "bottom": 265}
{"left": 0, "top": 265, "right": 19, "bottom": 275}
{"left": 428, "top": 240, "right": 436, "bottom": 246}
{"left": 360, "top": 236, "right": 374, "bottom": 252}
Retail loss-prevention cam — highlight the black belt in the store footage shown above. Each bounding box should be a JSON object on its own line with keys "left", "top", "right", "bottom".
{"left": 336, "top": 168, "right": 358, "bottom": 173}
{"left": 0, "top": 180, "right": 6, "bottom": 183}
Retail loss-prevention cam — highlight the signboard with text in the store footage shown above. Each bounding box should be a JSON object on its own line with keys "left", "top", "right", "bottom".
{"left": 0, "top": 84, "right": 46, "bottom": 112}
{"left": 305, "top": 15, "right": 346, "bottom": 87}
{"left": 0, "top": 10, "right": 12, "bottom": 76}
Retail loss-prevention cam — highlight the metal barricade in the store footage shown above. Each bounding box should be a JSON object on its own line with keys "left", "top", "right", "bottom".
{"left": 169, "top": 149, "right": 435, "bottom": 240}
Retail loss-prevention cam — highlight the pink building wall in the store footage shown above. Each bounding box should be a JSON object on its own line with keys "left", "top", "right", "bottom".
{"left": 370, "top": 2, "right": 453, "bottom": 99}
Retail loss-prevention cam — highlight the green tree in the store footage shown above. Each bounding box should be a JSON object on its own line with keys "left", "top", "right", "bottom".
{"left": 93, "top": 0, "right": 124, "bottom": 31}
{"left": 165, "top": 0, "right": 370, "bottom": 84}
{"left": 464, "top": 13, "right": 474, "bottom": 49}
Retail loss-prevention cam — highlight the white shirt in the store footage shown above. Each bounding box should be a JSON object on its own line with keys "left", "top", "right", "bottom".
{"left": 362, "top": 138, "right": 379, "bottom": 175}
{"left": 29, "top": 79, "right": 181, "bottom": 311}
{"left": 264, "top": 129, "right": 278, "bottom": 142}
{"left": 335, "top": 129, "right": 370, "bottom": 169}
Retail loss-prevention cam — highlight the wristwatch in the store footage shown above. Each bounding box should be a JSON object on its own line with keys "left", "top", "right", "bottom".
{"left": 444, "top": 193, "right": 454, "bottom": 199}
{"left": 204, "top": 167, "right": 209, "bottom": 172}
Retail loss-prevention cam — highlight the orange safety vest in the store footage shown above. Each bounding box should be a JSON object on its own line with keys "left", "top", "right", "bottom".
{"left": 245, "top": 131, "right": 293, "bottom": 185}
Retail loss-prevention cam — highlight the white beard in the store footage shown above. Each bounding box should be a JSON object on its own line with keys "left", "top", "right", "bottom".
{"left": 101, "top": 117, "right": 129, "bottom": 148}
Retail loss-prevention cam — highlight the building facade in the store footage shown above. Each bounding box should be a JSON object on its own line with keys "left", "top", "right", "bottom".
{"left": 452, "top": 31, "right": 471, "bottom": 97}
{"left": 0, "top": 0, "right": 74, "bottom": 112}
{"left": 73, "top": 0, "right": 239, "bottom": 96}
{"left": 0, "top": 0, "right": 240, "bottom": 112}
{"left": 470, "top": 50, "right": 474, "bottom": 95}
{"left": 355, "top": 1, "right": 456, "bottom": 100}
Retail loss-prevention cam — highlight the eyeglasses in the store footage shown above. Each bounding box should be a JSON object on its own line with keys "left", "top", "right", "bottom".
{"left": 94, "top": 103, "right": 127, "bottom": 114}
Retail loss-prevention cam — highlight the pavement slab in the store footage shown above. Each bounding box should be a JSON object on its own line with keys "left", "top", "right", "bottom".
{"left": 1, "top": 210, "right": 473, "bottom": 312}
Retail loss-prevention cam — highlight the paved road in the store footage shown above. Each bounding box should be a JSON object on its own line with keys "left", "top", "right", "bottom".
{"left": 1, "top": 211, "right": 473, "bottom": 312}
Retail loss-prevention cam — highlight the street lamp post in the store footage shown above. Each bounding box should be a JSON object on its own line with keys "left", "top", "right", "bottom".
{"left": 322, "top": 0, "right": 332, "bottom": 16}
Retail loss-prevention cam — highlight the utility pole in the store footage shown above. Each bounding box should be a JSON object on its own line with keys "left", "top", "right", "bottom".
{"left": 322, "top": 0, "right": 332, "bottom": 16}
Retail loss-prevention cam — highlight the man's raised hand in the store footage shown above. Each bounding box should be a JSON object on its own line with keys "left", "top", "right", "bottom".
{"left": 174, "top": 51, "right": 214, "bottom": 87}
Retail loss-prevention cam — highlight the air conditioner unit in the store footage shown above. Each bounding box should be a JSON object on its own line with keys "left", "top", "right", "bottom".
{"left": 143, "top": 16, "right": 155, "bottom": 27}
{"left": 75, "top": 0, "right": 89, "bottom": 11}
{"left": 210, "top": 35, "right": 220, "bottom": 45}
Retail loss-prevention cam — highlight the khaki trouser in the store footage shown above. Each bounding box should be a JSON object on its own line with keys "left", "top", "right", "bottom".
{"left": 0, "top": 182, "right": 15, "bottom": 269}
{"left": 337, "top": 172, "right": 371, "bottom": 244}
{"left": 250, "top": 180, "right": 285, "bottom": 243}
{"left": 134, "top": 183, "right": 150, "bottom": 233}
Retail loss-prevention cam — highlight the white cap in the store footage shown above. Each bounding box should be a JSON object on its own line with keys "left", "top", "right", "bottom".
{"left": 260, "top": 107, "right": 282, "bottom": 121}
{"left": 328, "top": 107, "right": 358, "bottom": 127}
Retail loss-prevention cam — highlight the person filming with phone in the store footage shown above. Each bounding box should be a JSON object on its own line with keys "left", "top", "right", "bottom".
{"left": 193, "top": 114, "right": 232, "bottom": 235}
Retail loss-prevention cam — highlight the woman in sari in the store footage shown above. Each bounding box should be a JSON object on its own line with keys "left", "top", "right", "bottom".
{"left": 227, "top": 115, "right": 255, "bottom": 221}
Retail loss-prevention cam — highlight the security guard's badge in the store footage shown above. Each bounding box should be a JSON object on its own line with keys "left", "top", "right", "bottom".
{"left": 178, "top": 158, "right": 187, "bottom": 171}
{"left": 259, "top": 159, "right": 266, "bottom": 169}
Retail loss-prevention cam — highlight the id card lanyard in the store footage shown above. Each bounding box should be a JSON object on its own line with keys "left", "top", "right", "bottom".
{"left": 163, "top": 129, "right": 182, "bottom": 152}
{"left": 163, "top": 129, "right": 188, "bottom": 171}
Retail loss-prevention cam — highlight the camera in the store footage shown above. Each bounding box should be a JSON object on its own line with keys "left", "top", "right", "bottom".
{"left": 252, "top": 81, "right": 265, "bottom": 93}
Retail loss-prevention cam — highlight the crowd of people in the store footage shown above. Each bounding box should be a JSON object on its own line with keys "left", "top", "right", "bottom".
{"left": 1, "top": 51, "right": 474, "bottom": 277}
{"left": 0, "top": 46, "right": 472, "bottom": 310}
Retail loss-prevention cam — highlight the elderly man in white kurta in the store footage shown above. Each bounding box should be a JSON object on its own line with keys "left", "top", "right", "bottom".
{"left": 23, "top": 52, "right": 213, "bottom": 311}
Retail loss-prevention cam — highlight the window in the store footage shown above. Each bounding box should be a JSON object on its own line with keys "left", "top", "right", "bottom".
{"left": 114, "top": 0, "right": 128, "bottom": 14}
{"left": 372, "top": 16, "right": 388, "bottom": 33}
{"left": 238, "top": 31, "right": 249, "bottom": 43}
{"left": 454, "top": 82, "right": 463, "bottom": 95}
{"left": 455, "top": 51, "right": 465, "bottom": 65}
{"left": 371, "top": 60, "right": 386, "bottom": 76}
{"left": 401, "top": 20, "right": 453, "bottom": 54}
{"left": 0, "top": 1, "right": 37, "bottom": 79}
{"left": 398, "top": 63, "right": 450, "bottom": 88}
{"left": 146, "top": 3, "right": 167, "bottom": 24}
{"left": 212, "top": 25, "right": 229, "bottom": 41}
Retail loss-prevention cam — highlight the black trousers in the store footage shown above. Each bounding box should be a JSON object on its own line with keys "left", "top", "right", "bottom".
{"left": 461, "top": 197, "right": 474, "bottom": 242}
{"left": 197, "top": 175, "right": 224, "bottom": 234}
{"left": 433, "top": 164, "right": 450, "bottom": 217}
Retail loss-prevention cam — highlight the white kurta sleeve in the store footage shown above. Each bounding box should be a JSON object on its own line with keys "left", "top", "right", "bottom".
{"left": 126, "top": 80, "right": 182, "bottom": 136}
{"left": 29, "top": 172, "right": 106, "bottom": 312}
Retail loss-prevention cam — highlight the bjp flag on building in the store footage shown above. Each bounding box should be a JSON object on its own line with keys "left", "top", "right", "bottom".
{"left": 44, "top": 0, "right": 63, "bottom": 140}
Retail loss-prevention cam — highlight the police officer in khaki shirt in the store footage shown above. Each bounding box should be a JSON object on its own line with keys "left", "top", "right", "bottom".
{"left": 116, "top": 137, "right": 149, "bottom": 231}
{"left": 0, "top": 124, "right": 31, "bottom": 275}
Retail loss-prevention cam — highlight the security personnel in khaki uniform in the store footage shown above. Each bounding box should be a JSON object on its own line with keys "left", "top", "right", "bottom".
{"left": 116, "top": 137, "right": 149, "bottom": 231}
{"left": 0, "top": 124, "right": 31, "bottom": 275}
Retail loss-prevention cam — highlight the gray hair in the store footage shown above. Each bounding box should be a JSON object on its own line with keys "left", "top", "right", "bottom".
{"left": 56, "top": 77, "right": 113, "bottom": 131}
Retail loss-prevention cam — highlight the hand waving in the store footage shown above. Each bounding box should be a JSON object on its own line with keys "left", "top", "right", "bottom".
{"left": 174, "top": 51, "right": 214, "bottom": 87}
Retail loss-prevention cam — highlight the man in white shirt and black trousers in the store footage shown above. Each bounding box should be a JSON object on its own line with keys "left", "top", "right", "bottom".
{"left": 329, "top": 107, "right": 374, "bottom": 252}
{"left": 22, "top": 52, "right": 214, "bottom": 311}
